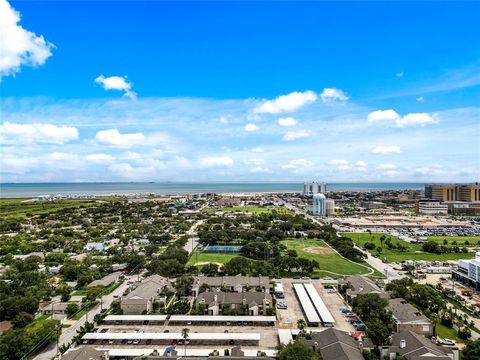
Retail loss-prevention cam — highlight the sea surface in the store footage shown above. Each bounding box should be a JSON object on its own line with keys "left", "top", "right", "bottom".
{"left": 0, "top": 182, "right": 425, "bottom": 198}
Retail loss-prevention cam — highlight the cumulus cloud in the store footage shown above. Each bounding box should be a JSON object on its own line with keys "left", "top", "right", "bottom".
{"left": 198, "top": 156, "right": 233, "bottom": 168}
{"left": 95, "top": 129, "right": 145, "bottom": 147}
{"left": 416, "top": 96, "right": 425, "bottom": 103}
{"left": 367, "top": 109, "right": 437, "bottom": 127}
{"left": 413, "top": 166, "right": 444, "bottom": 176}
{"left": 0, "top": 121, "right": 78, "bottom": 144}
{"left": 367, "top": 109, "right": 400, "bottom": 123}
{"left": 0, "top": 0, "right": 54, "bottom": 78}
{"left": 395, "top": 72, "right": 404, "bottom": 78}
{"left": 377, "top": 163, "right": 397, "bottom": 170}
{"left": 251, "top": 147, "right": 264, "bottom": 153}
{"left": 329, "top": 159, "right": 350, "bottom": 170}
{"left": 355, "top": 161, "right": 368, "bottom": 171}
{"left": 250, "top": 166, "right": 271, "bottom": 173}
{"left": 95, "top": 75, "right": 137, "bottom": 99}
{"left": 244, "top": 123, "right": 259, "bottom": 132}
{"left": 371, "top": 145, "right": 401, "bottom": 154}
{"left": 277, "top": 117, "right": 298, "bottom": 127}
{"left": 282, "top": 159, "right": 313, "bottom": 170}
{"left": 282, "top": 130, "right": 310, "bottom": 141}
{"left": 320, "top": 88, "right": 349, "bottom": 103}
{"left": 396, "top": 113, "right": 437, "bottom": 127}
{"left": 254, "top": 91, "right": 317, "bottom": 114}
{"left": 85, "top": 153, "right": 115, "bottom": 163}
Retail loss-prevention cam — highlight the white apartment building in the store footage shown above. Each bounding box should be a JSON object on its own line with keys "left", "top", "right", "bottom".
{"left": 452, "top": 252, "right": 480, "bottom": 291}
{"left": 417, "top": 199, "right": 448, "bottom": 215}
{"left": 303, "top": 182, "right": 326, "bottom": 196}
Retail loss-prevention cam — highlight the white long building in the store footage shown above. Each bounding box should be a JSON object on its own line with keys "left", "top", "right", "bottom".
{"left": 452, "top": 252, "right": 480, "bottom": 291}
{"left": 303, "top": 283, "right": 335, "bottom": 326}
{"left": 293, "top": 283, "right": 321, "bottom": 326}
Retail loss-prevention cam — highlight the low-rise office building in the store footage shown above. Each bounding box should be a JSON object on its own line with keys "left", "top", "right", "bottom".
{"left": 416, "top": 199, "right": 448, "bottom": 215}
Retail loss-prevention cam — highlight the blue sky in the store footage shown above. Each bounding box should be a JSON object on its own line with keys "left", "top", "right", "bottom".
{"left": 1, "top": 0, "right": 479, "bottom": 182}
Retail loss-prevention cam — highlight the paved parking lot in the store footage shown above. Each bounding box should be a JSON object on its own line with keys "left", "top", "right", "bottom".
{"left": 95, "top": 324, "right": 279, "bottom": 349}
{"left": 276, "top": 279, "right": 305, "bottom": 327}
{"left": 312, "top": 282, "right": 355, "bottom": 333}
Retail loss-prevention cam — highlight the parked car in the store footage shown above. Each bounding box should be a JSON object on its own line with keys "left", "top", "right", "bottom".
{"left": 438, "top": 338, "right": 456, "bottom": 346}
{"left": 133, "top": 339, "right": 140, "bottom": 345}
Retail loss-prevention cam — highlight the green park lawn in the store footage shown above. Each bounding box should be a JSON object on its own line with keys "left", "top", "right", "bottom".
{"left": 281, "top": 238, "right": 375, "bottom": 277}
{"left": 203, "top": 206, "right": 291, "bottom": 215}
{"left": 187, "top": 251, "right": 240, "bottom": 266}
{"left": 344, "top": 233, "right": 475, "bottom": 263}
{"left": 435, "top": 323, "right": 463, "bottom": 343}
{"left": 427, "top": 236, "right": 480, "bottom": 246}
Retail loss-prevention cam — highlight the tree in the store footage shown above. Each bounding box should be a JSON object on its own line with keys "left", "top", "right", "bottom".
{"left": 56, "top": 284, "right": 72, "bottom": 302}
{"left": 175, "top": 276, "right": 194, "bottom": 297}
{"left": 86, "top": 286, "right": 104, "bottom": 303}
{"left": 462, "top": 339, "right": 480, "bottom": 360}
{"left": 66, "top": 303, "right": 79, "bottom": 317}
{"left": 297, "top": 319, "right": 306, "bottom": 331}
{"left": 200, "top": 263, "right": 219, "bottom": 276}
{"left": 181, "top": 327, "right": 190, "bottom": 356}
{"left": 365, "top": 318, "right": 391, "bottom": 345}
{"left": 278, "top": 340, "right": 321, "bottom": 360}
{"left": 12, "top": 312, "right": 34, "bottom": 328}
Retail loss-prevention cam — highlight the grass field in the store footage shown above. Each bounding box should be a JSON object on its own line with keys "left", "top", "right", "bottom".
{"left": 344, "top": 233, "right": 475, "bottom": 263}
{"left": 203, "top": 206, "right": 292, "bottom": 214}
{"left": 427, "top": 236, "right": 480, "bottom": 246}
{"left": 187, "top": 251, "right": 240, "bottom": 266}
{"left": 0, "top": 198, "right": 100, "bottom": 219}
{"left": 435, "top": 323, "right": 463, "bottom": 343}
{"left": 281, "top": 238, "right": 375, "bottom": 277}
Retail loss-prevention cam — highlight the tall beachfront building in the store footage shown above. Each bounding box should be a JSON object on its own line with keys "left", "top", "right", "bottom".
{"left": 304, "top": 182, "right": 327, "bottom": 196}
{"left": 312, "top": 193, "right": 327, "bottom": 216}
{"left": 425, "top": 183, "right": 480, "bottom": 202}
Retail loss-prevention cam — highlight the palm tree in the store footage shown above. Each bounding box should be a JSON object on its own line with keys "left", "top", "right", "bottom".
{"left": 297, "top": 319, "right": 306, "bottom": 331}
{"left": 181, "top": 327, "right": 190, "bottom": 356}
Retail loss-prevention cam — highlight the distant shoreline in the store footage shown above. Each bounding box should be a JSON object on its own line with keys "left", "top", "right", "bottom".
{"left": 0, "top": 182, "right": 424, "bottom": 199}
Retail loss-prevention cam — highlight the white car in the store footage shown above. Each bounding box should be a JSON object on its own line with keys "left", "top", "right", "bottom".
{"left": 438, "top": 338, "right": 456, "bottom": 346}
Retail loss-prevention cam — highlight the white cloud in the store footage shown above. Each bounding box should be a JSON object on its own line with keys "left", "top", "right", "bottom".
{"left": 0, "top": 121, "right": 78, "bottom": 144}
{"left": 245, "top": 158, "right": 265, "bottom": 166}
{"left": 368, "top": 109, "right": 437, "bottom": 127}
{"left": 45, "top": 152, "right": 79, "bottom": 162}
{"left": 371, "top": 145, "right": 401, "bottom": 154}
{"left": 367, "top": 109, "right": 400, "bottom": 123}
{"left": 395, "top": 72, "right": 404, "bottom": 78}
{"left": 244, "top": 123, "right": 259, "bottom": 132}
{"left": 396, "top": 113, "right": 437, "bottom": 127}
{"left": 198, "top": 156, "right": 233, "bottom": 168}
{"left": 85, "top": 153, "right": 115, "bottom": 163}
{"left": 282, "top": 159, "right": 314, "bottom": 169}
{"left": 251, "top": 147, "right": 264, "bottom": 153}
{"left": 384, "top": 170, "right": 401, "bottom": 177}
{"left": 254, "top": 91, "right": 317, "bottom": 114}
{"left": 250, "top": 166, "right": 271, "bottom": 173}
{"left": 355, "top": 161, "right": 368, "bottom": 171}
{"left": 108, "top": 162, "right": 157, "bottom": 180}
{"left": 277, "top": 117, "right": 298, "bottom": 127}
{"left": 376, "top": 163, "right": 397, "bottom": 170}
{"left": 95, "top": 75, "right": 137, "bottom": 99}
{"left": 329, "top": 159, "right": 350, "bottom": 170}
{"left": 320, "top": 88, "right": 349, "bottom": 103}
{"left": 413, "top": 166, "right": 444, "bottom": 176}
{"left": 0, "top": 0, "right": 54, "bottom": 78}
{"left": 95, "top": 129, "right": 145, "bottom": 147}
{"left": 282, "top": 130, "right": 310, "bottom": 141}
{"left": 416, "top": 96, "right": 425, "bottom": 103}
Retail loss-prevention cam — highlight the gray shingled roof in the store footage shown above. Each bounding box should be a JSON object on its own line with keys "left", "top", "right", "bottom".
{"left": 389, "top": 298, "right": 431, "bottom": 324}
{"left": 389, "top": 331, "right": 453, "bottom": 359}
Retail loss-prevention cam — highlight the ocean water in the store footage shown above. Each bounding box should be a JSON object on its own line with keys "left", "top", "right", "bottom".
{"left": 0, "top": 182, "right": 424, "bottom": 198}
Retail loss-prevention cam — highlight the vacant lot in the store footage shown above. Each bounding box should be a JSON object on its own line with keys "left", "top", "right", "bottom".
{"left": 281, "top": 238, "right": 374, "bottom": 277}
{"left": 0, "top": 198, "right": 99, "bottom": 219}
{"left": 344, "top": 233, "right": 475, "bottom": 263}
{"left": 187, "top": 251, "right": 240, "bottom": 266}
{"left": 203, "top": 206, "right": 292, "bottom": 214}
